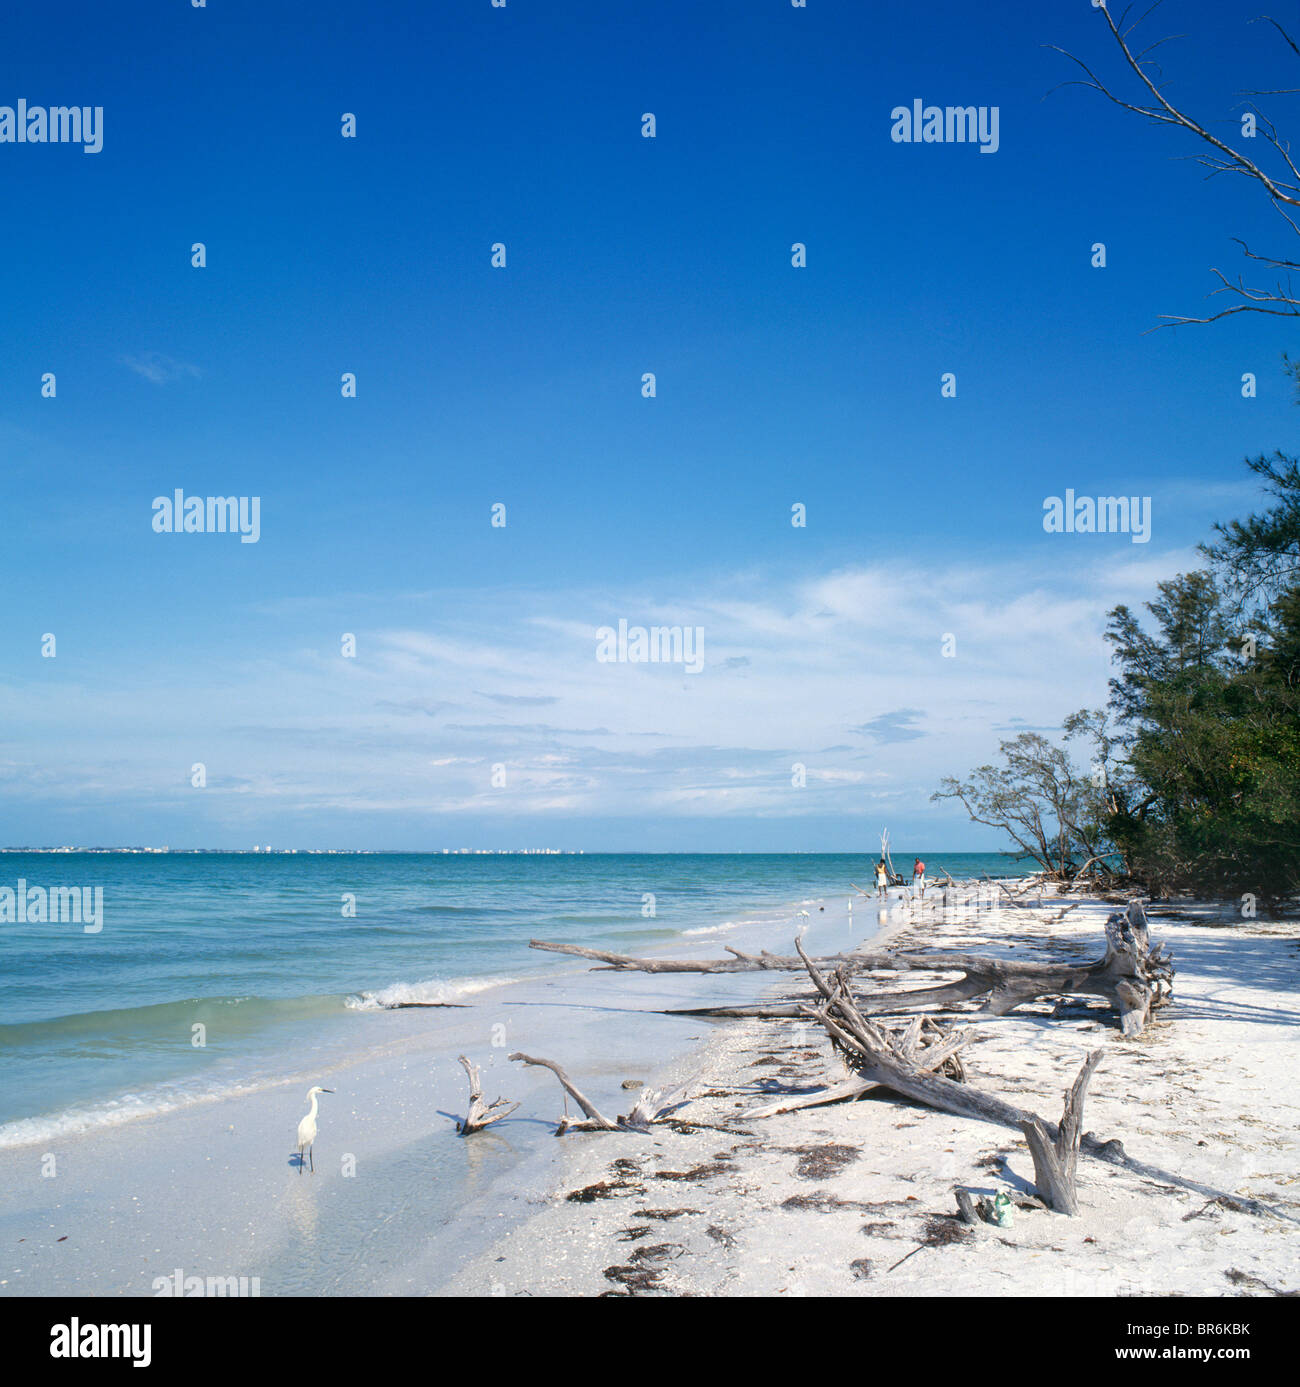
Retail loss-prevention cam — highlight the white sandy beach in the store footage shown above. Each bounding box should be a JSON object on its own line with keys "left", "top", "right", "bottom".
{"left": 438, "top": 887, "right": 1300, "bottom": 1297}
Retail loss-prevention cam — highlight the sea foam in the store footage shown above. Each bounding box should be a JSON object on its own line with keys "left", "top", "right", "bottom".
{"left": 345, "top": 973, "right": 519, "bottom": 1011}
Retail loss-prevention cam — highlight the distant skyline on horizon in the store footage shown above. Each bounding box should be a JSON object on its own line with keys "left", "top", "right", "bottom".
{"left": 1, "top": 1, "right": 1291, "bottom": 851}
{"left": 0, "top": 844, "right": 1039, "bottom": 858}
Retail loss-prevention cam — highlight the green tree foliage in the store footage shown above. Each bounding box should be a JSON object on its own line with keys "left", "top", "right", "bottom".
{"left": 1104, "top": 568, "right": 1299, "bottom": 900}
{"left": 939, "top": 462, "right": 1300, "bottom": 902}
{"left": 1202, "top": 450, "right": 1300, "bottom": 603}
{"left": 1102, "top": 533, "right": 1300, "bottom": 902}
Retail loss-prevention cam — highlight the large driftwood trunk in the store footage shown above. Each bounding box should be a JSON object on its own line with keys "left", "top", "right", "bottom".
{"left": 844, "top": 903, "right": 1172, "bottom": 1036}
{"left": 535, "top": 903, "right": 1174, "bottom": 1035}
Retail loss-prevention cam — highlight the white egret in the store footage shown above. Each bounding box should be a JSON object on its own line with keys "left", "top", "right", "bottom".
{"left": 296, "top": 1086, "right": 334, "bottom": 1174}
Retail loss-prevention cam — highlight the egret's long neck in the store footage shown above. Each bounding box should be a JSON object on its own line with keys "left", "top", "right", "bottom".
{"left": 307, "top": 1094, "right": 319, "bottom": 1121}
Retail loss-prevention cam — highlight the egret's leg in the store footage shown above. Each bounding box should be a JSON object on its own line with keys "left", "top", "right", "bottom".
{"left": 309, "top": 1144, "right": 314, "bottom": 1173}
{"left": 298, "top": 1146, "right": 303, "bottom": 1174}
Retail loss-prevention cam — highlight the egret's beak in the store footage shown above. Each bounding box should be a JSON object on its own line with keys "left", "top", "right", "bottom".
{"left": 321, "top": 1088, "right": 335, "bottom": 1093}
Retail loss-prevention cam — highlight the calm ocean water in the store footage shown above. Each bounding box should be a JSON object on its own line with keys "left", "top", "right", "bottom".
{"left": 0, "top": 851, "right": 1029, "bottom": 1146}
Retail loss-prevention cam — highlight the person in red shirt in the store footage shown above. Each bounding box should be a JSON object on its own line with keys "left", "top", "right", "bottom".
{"left": 912, "top": 857, "right": 926, "bottom": 898}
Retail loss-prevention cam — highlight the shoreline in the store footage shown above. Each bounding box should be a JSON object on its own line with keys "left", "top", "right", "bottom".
{"left": 6, "top": 871, "right": 1293, "bottom": 1299}
{"left": 437, "top": 883, "right": 1300, "bottom": 1297}
{"left": 0, "top": 884, "right": 874, "bottom": 1296}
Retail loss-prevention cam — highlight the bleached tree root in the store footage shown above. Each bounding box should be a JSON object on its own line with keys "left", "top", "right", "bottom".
{"left": 454, "top": 1054, "right": 519, "bottom": 1135}
{"left": 845, "top": 905, "right": 1172, "bottom": 1035}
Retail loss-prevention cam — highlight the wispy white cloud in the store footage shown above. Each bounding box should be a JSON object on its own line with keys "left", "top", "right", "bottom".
{"left": 120, "top": 352, "right": 201, "bottom": 385}
{"left": 0, "top": 549, "right": 1183, "bottom": 838}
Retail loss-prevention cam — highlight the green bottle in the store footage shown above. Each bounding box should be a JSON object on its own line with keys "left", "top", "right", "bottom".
{"left": 992, "top": 1191, "right": 1014, "bottom": 1228}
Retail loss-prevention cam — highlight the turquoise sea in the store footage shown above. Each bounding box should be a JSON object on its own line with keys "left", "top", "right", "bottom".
{"left": 0, "top": 851, "right": 1030, "bottom": 1148}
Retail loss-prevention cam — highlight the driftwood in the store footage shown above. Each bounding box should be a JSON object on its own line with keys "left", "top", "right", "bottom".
{"left": 518, "top": 922, "right": 1286, "bottom": 1220}
{"left": 1020, "top": 1050, "right": 1102, "bottom": 1216}
{"left": 955, "top": 1187, "right": 984, "bottom": 1226}
{"left": 778, "top": 934, "right": 1100, "bottom": 1213}
{"left": 508, "top": 1052, "right": 698, "bottom": 1134}
{"left": 530, "top": 906, "right": 1287, "bottom": 1221}
{"left": 1102, "top": 903, "right": 1175, "bottom": 1035}
{"left": 742, "top": 1015, "right": 971, "bottom": 1118}
{"left": 988, "top": 876, "right": 1033, "bottom": 909}
{"left": 567, "top": 902, "right": 1174, "bottom": 1036}
{"left": 839, "top": 902, "right": 1172, "bottom": 1036}
{"left": 454, "top": 1054, "right": 518, "bottom": 1134}
{"left": 751, "top": 937, "right": 1289, "bottom": 1221}
{"left": 529, "top": 939, "right": 894, "bottom": 974}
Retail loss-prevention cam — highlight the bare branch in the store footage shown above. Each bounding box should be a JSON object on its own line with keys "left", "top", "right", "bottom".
{"left": 508, "top": 1051, "right": 618, "bottom": 1130}
{"left": 1090, "top": 4, "right": 1300, "bottom": 206}
{"left": 1055, "top": 2, "right": 1300, "bottom": 326}
{"left": 454, "top": 1054, "right": 519, "bottom": 1135}
{"left": 1252, "top": 14, "right": 1300, "bottom": 60}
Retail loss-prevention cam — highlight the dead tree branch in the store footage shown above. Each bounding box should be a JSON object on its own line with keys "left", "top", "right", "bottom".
{"left": 783, "top": 935, "right": 1099, "bottom": 1212}
{"left": 1052, "top": 2, "right": 1300, "bottom": 325}
{"left": 454, "top": 1054, "right": 519, "bottom": 1135}
{"left": 508, "top": 1051, "right": 698, "bottom": 1135}
{"left": 528, "top": 938, "right": 893, "bottom": 973}
{"left": 509, "top": 1051, "right": 619, "bottom": 1130}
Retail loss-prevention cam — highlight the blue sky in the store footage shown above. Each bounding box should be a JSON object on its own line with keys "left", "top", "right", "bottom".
{"left": 1, "top": 0, "right": 1296, "bottom": 850}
